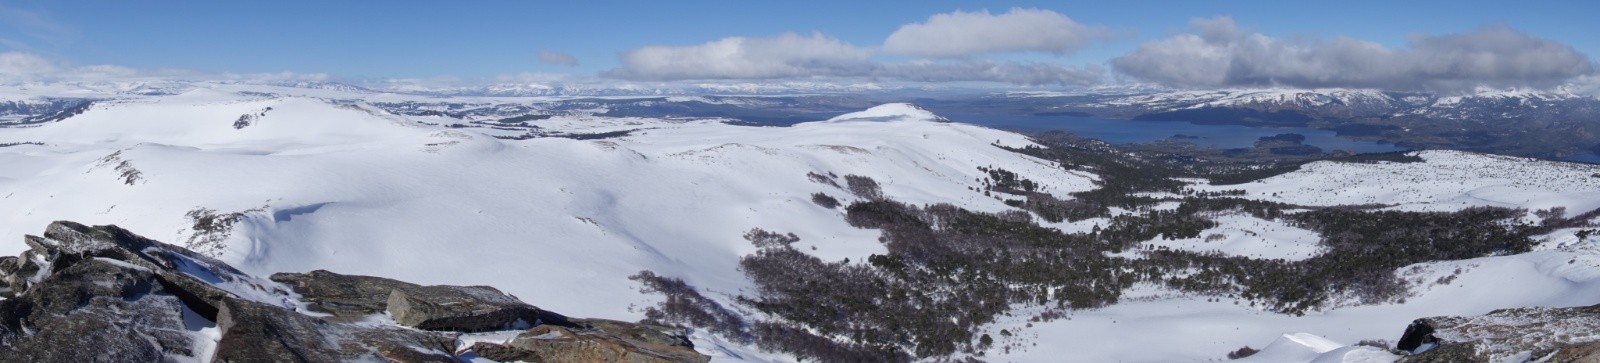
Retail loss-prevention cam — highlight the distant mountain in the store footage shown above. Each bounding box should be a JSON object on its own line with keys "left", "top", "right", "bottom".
{"left": 374, "top": 81, "right": 899, "bottom": 97}
{"left": 1011, "top": 87, "right": 1600, "bottom": 159}
{"left": 1064, "top": 87, "right": 1600, "bottom": 125}
{"left": 2, "top": 86, "right": 1600, "bottom": 362}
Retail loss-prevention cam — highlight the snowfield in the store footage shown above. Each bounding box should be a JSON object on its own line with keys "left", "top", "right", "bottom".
{"left": 1194, "top": 150, "right": 1600, "bottom": 219}
{"left": 2, "top": 83, "right": 1598, "bottom": 362}
{"left": 1139, "top": 213, "right": 1324, "bottom": 261}
{"left": 0, "top": 93, "right": 1093, "bottom": 352}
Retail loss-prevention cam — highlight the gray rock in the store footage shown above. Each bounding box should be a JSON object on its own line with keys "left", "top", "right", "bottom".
{"left": 1399, "top": 304, "right": 1600, "bottom": 362}
{"left": 273, "top": 269, "right": 573, "bottom": 332}
{"left": 470, "top": 322, "right": 709, "bottom": 363}
{"left": 385, "top": 284, "right": 546, "bottom": 332}
{"left": 1397, "top": 319, "right": 1438, "bottom": 353}
{"left": 17, "top": 221, "right": 295, "bottom": 319}
{"left": 1549, "top": 341, "right": 1600, "bottom": 362}
{"left": 0, "top": 221, "right": 693, "bottom": 363}
{"left": 213, "top": 296, "right": 459, "bottom": 363}
{"left": 269, "top": 270, "right": 412, "bottom": 320}
{"left": 0, "top": 257, "right": 201, "bottom": 362}
{"left": 0, "top": 256, "right": 13, "bottom": 298}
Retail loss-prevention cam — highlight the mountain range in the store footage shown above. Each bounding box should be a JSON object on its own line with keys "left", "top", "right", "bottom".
{"left": 0, "top": 81, "right": 1598, "bottom": 362}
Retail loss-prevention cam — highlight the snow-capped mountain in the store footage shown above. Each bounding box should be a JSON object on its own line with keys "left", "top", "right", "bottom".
{"left": 374, "top": 81, "right": 900, "bottom": 97}
{"left": 2, "top": 82, "right": 1599, "bottom": 362}
{"left": 1066, "top": 87, "right": 1600, "bottom": 124}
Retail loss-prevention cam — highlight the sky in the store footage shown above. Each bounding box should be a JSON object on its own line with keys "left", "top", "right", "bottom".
{"left": 1, "top": 0, "right": 1597, "bottom": 91}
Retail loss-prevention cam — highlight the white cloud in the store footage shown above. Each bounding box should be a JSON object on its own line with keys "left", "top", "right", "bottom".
{"left": 536, "top": 50, "right": 579, "bottom": 67}
{"left": 883, "top": 8, "right": 1108, "bottom": 57}
{"left": 881, "top": 60, "right": 1103, "bottom": 85}
{"left": 1572, "top": 75, "right": 1600, "bottom": 98}
{"left": 1112, "top": 17, "right": 1595, "bottom": 90}
{"left": 604, "top": 32, "right": 1103, "bottom": 85}
{"left": 0, "top": 51, "right": 56, "bottom": 75}
{"left": 0, "top": 51, "right": 334, "bottom": 84}
{"left": 605, "top": 32, "right": 873, "bottom": 80}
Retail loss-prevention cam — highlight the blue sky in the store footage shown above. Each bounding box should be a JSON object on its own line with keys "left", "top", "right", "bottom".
{"left": 1, "top": 1, "right": 1596, "bottom": 90}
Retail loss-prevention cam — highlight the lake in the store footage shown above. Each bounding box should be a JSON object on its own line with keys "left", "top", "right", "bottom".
{"left": 942, "top": 113, "right": 1409, "bottom": 154}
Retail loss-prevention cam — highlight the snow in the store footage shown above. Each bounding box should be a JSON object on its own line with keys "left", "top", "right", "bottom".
{"left": 824, "top": 102, "right": 947, "bottom": 122}
{"left": 0, "top": 93, "right": 1094, "bottom": 355}
{"left": 1139, "top": 213, "right": 1323, "bottom": 261}
{"left": 1193, "top": 150, "right": 1600, "bottom": 219}
{"left": 1227, "top": 333, "right": 1396, "bottom": 363}
{"left": 1093, "top": 88, "right": 1396, "bottom": 111}
{"left": 177, "top": 303, "right": 222, "bottom": 363}
{"left": 3, "top": 83, "right": 1598, "bottom": 362}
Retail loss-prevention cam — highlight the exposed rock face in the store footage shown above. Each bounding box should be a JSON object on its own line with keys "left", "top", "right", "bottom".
{"left": 211, "top": 297, "right": 459, "bottom": 362}
{"left": 271, "top": 269, "right": 575, "bottom": 332}
{"left": 0, "top": 256, "right": 199, "bottom": 362}
{"left": 0, "top": 221, "right": 711, "bottom": 363}
{"left": 470, "top": 321, "right": 709, "bottom": 363}
{"left": 386, "top": 285, "right": 546, "bottom": 331}
{"left": 0, "top": 256, "right": 14, "bottom": 298}
{"left": 1398, "top": 304, "right": 1600, "bottom": 362}
{"left": 1397, "top": 319, "right": 1438, "bottom": 352}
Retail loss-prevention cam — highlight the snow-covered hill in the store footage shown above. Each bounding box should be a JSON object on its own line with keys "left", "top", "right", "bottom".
{"left": 1194, "top": 150, "right": 1600, "bottom": 218}
{"left": 0, "top": 95, "right": 1091, "bottom": 357}
{"left": 1098, "top": 88, "right": 1400, "bottom": 113}
{"left": 2, "top": 83, "right": 1598, "bottom": 362}
{"left": 1065, "top": 87, "right": 1600, "bottom": 124}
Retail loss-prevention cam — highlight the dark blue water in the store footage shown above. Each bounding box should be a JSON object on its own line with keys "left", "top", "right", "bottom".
{"left": 1567, "top": 152, "right": 1600, "bottom": 164}
{"left": 944, "top": 113, "right": 1408, "bottom": 154}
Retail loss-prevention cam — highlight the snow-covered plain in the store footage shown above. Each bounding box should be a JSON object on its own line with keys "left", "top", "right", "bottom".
{"left": 0, "top": 88, "right": 1097, "bottom": 360}
{"left": 2, "top": 83, "right": 1598, "bottom": 362}
{"left": 1193, "top": 150, "right": 1600, "bottom": 220}
{"left": 1141, "top": 213, "right": 1324, "bottom": 261}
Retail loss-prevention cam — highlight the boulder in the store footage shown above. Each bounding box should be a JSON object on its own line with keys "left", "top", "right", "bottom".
{"left": 0, "top": 221, "right": 695, "bottom": 363}
{"left": 0, "top": 257, "right": 201, "bottom": 361}
{"left": 14, "top": 221, "right": 296, "bottom": 319}
{"left": 1396, "top": 319, "right": 1437, "bottom": 352}
{"left": 1399, "top": 304, "right": 1600, "bottom": 362}
{"left": 1550, "top": 341, "right": 1600, "bottom": 362}
{"left": 212, "top": 296, "right": 459, "bottom": 362}
{"left": 385, "top": 284, "right": 549, "bottom": 332}
{"left": 269, "top": 270, "right": 412, "bottom": 320}
{"left": 470, "top": 322, "right": 708, "bottom": 363}
{"left": 273, "top": 269, "right": 574, "bottom": 332}
{"left": 0, "top": 256, "right": 13, "bottom": 298}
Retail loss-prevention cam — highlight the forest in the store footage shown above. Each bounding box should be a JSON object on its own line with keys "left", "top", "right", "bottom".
{"left": 631, "top": 135, "right": 1594, "bottom": 361}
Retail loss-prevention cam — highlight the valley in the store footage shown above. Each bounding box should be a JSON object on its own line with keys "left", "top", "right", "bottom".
{"left": 1, "top": 82, "right": 1597, "bottom": 362}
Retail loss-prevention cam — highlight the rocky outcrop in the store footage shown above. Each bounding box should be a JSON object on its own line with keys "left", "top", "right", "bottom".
{"left": 270, "top": 269, "right": 572, "bottom": 332}
{"left": 1396, "top": 319, "right": 1438, "bottom": 352}
{"left": 211, "top": 297, "right": 458, "bottom": 362}
{"left": 469, "top": 321, "right": 709, "bottom": 363}
{"left": 1397, "top": 304, "right": 1600, "bottom": 362}
{"left": 0, "top": 256, "right": 14, "bottom": 298}
{"left": 0, "top": 255, "right": 200, "bottom": 362}
{"left": 0, "top": 221, "right": 710, "bottom": 363}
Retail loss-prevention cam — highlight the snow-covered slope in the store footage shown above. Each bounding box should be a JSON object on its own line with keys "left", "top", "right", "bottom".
{"left": 1194, "top": 150, "right": 1600, "bottom": 219}
{"left": 4, "top": 84, "right": 1599, "bottom": 362}
{"left": 0, "top": 92, "right": 1089, "bottom": 327}
{"left": 824, "top": 102, "right": 948, "bottom": 122}
{"left": 1076, "top": 86, "right": 1600, "bottom": 123}
{"left": 1098, "top": 88, "right": 1399, "bottom": 111}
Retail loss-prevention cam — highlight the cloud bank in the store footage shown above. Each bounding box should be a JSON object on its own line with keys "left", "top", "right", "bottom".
{"left": 0, "top": 52, "right": 56, "bottom": 75}
{"left": 605, "top": 32, "right": 875, "bottom": 80}
{"left": 1112, "top": 17, "right": 1595, "bottom": 90}
{"left": 883, "top": 8, "right": 1109, "bottom": 57}
{"left": 0, "top": 51, "right": 330, "bottom": 83}
{"left": 604, "top": 32, "right": 1103, "bottom": 85}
